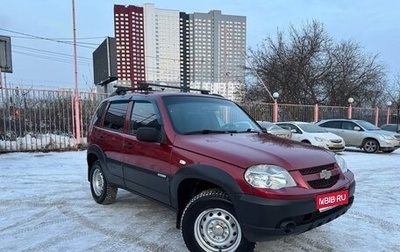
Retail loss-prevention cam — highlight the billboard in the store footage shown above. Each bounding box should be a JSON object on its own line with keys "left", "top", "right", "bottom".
{"left": 0, "top": 35, "right": 13, "bottom": 73}
{"left": 93, "top": 37, "right": 117, "bottom": 85}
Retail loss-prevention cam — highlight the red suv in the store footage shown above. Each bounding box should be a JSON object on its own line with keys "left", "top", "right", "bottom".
{"left": 87, "top": 85, "right": 355, "bottom": 252}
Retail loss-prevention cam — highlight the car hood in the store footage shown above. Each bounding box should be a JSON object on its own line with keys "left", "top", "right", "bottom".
{"left": 173, "top": 132, "right": 336, "bottom": 171}
{"left": 314, "top": 132, "right": 343, "bottom": 140}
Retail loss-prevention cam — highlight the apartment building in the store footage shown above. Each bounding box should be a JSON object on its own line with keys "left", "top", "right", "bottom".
{"left": 112, "top": 4, "right": 246, "bottom": 100}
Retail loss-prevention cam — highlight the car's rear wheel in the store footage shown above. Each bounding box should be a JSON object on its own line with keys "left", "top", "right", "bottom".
{"left": 90, "top": 160, "right": 117, "bottom": 204}
{"left": 382, "top": 149, "right": 395, "bottom": 153}
{"left": 362, "top": 139, "right": 379, "bottom": 153}
{"left": 180, "top": 189, "right": 256, "bottom": 252}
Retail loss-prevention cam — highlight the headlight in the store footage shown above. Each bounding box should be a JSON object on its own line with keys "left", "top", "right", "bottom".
{"left": 335, "top": 154, "right": 348, "bottom": 173}
{"left": 381, "top": 134, "right": 395, "bottom": 140}
{"left": 244, "top": 165, "right": 296, "bottom": 189}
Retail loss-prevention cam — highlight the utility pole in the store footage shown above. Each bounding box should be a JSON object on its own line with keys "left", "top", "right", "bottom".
{"left": 72, "top": 0, "right": 81, "bottom": 147}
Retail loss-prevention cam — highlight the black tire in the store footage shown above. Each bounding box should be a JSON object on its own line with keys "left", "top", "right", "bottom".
{"left": 89, "top": 160, "right": 118, "bottom": 204}
{"left": 382, "top": 149, "right": 395, "bottom": 153}
{"left": 362, "top": 139, "right": 379, "bottom": 153}
{"left": 301, "top": 140, "right": 311, "bottom": 144}
{"left": 180, "top": 189, "right": 256, "bottom": 252}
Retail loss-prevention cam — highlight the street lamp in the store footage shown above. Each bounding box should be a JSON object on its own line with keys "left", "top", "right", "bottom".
{"left": 273, "top": 92, "right": 279, "bottom": 122}
{"left": 386, "top": 101, "right": 392, "bottom": 124}
{"left": 347, "top": 97, "right": 354, "bottom": 119}
{"left": 273, "top": 92, "right": 279, "bottom": 100}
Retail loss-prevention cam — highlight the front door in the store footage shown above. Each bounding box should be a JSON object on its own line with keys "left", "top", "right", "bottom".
{"left": 122, "top": 100, "right": 171, "bottom": 205}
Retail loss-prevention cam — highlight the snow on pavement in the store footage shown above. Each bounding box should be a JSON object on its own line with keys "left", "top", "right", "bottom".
{"left": 0, "top": 148, "right": 399, "bottom": 251}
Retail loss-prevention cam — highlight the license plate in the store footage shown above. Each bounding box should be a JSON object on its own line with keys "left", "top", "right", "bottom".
{"left": 316, "top": 190, "right": 349, "bottom": 210}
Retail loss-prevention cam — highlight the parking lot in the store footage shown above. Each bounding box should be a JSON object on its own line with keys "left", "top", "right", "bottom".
{"left": 1, "top": 149, "right": 399, "bottom": 252}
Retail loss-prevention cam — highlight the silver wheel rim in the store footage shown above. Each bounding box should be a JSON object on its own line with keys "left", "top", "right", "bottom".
{"left": 92, "top": 169, "right": 104, "bottom": 196}
{"left": 365, "top": 141, "right": 377, "bottom": 152}
{"left": 194, "top": 208, "right": 241, "bottom": 252}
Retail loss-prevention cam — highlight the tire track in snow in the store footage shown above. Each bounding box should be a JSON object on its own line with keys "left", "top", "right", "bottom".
{"left": 56, "top": 204, "right": 178, "bottom": 252}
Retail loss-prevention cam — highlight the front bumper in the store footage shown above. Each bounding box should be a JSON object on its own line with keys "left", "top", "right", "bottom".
{"left": 234, "top": 181, "right": 356, "bottom": 242}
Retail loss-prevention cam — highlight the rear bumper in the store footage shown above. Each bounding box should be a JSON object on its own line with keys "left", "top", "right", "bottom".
{"left": 235, "top": 181, "right": 356, "bottom": 242}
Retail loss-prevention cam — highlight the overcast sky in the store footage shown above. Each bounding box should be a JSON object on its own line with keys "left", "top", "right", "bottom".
{"left": 1, "top": 0, "right": 399, "bottom": 90}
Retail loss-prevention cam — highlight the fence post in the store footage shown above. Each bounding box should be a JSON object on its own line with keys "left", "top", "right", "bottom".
{"left": 347, "top": 104, "right": 353, "bottom": 119}
{"left": 273, "top": 100, "right": 278, "bottom": 122}
{"left": 374, "top": 107, "right": 379, "bottom": 126}
{"left": 386, "top": 106, "right": 391, "bottom": 124}
{"left": 73, "top": 91, "right": 82, "bottom": 146}
{"left": 347, "top": 97, "right": 354, "bottom": 119}
{"left": 313, "top": 104, "right": 319, "bottom": 122}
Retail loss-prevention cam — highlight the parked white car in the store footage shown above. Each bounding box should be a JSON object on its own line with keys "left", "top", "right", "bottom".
{"left": 276, "top": 121, "right": 346, "bottom": 152}
{"left": 257, "top": 121, "right": 292, "bottom": 139}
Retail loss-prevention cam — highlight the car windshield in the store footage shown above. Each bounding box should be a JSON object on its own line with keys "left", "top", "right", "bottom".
{"left": 297, "top": 123, "right": 327, "bottom": 133}
{"left": 356, "top": 120, "right": 380, "bottom": 130}
{"left": 163, "top": 95, "right": 261, "bottom": 134}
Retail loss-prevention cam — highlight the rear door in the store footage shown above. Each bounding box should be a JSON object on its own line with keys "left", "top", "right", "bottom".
{"left": 98, "top": 100, "right": 130, "bottom": 185}
{"left": 122, "top": 99, "right": 172, "bottom": 205}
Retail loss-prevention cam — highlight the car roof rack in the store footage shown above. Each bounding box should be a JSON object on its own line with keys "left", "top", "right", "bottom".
{"left": 111, "top": 82, "right": 210, "bottom": 96}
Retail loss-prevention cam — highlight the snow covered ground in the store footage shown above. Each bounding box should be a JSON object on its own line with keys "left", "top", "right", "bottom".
{"left": 0, "top": 148, "right": 399, "bottom": 252}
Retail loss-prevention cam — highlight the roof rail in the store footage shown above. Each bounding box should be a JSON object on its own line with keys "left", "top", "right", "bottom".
{"left": 140, "top": 82, "right": 210, "bottom": 94}
{"left": 111, "top": 82, "right": 210, "bottom": 96}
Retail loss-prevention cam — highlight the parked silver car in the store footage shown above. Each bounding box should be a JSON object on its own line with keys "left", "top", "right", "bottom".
{"left": 316, "top": 119, "right": 400, "bottom": 153}
{"left": 380, "top": 123, "right": 400, "bottom": 133}
{"left": 257, "top": 121, "right": 292, "bottom": 139}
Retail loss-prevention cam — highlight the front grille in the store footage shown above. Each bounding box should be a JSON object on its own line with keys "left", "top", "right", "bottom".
{"left": 308, "top": 175, "right": 340, "bottom": 189}
{"left": 299, "top": 164, "right": 334, "bottom": 175}
{"left": 298, "top": 163, "right": 339, "bottom": 189}
{"left": 330, "top": 139, "right": 342, "bottom": 143}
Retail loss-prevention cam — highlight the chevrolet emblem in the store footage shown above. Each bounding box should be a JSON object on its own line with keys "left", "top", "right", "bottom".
{"left": 320, "top": 169, "right": 332, "bottom": 180}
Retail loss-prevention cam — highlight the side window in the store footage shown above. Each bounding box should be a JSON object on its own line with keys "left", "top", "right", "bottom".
{"left": 130, "top": 100, "right": 160, "bottom": 135}
{"left": 320, "top": 121, "right": 341, "bottom": 129}
{"left": 103, "top": 101, "right": 129, "bottom": 131}
{"left": 342, "top": 122, "right": 354, "bottom": 130}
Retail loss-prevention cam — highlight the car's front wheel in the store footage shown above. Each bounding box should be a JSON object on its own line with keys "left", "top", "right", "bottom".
{"left": 180, "top": 189, "right": 256, "bottom": 252}
{"left": 90, "top": 160, "right": 117, "bottom": 204}
{"left": 362, "top": 139, "right": 379, "bottom": 153}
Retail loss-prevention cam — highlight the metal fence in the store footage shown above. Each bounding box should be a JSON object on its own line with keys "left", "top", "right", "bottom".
{"left": 0, "top": 87, "right": 107, "bottom": 153}
{"left": 0, "top": 87, "right": 398, "bottom": 152}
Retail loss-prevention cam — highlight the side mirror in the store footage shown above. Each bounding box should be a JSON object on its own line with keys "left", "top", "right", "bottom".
{"left": 353, "top": 126, "right": 361, "bottom": 131}
{"left": 136, "top": 127, "right": 159, "bottom": 142}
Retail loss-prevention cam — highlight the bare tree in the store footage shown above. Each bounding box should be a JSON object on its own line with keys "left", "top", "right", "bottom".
{"left": 244, "top": 20, "right": 387, "bottom": 106}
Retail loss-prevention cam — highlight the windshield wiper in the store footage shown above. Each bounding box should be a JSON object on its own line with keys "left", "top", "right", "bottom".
{"left": 236, "top": 128, "right": 259, "bottom": 133}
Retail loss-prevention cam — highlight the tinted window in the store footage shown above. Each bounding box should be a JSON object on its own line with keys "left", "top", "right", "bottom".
{"left": 92, "top": 101, "right": 107, "bottom": 126}
{"left": 319, "top": 121, "right": 341, "bottom": 128}
{"left": 343, "top": 122, "right": 357, "bottom": 130}
{"left": 103, "top": 101, "right": 129, "bottom": 131}
{"left": 130, "top": 101, "right": 160, "bottom": 135}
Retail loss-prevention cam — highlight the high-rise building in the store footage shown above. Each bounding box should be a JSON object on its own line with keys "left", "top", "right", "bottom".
{"left": 112, "top": 4, "right": 246, "bottom": 101}
{"left": 114, "top": 5, "right": 145, "bottom": 87}
{"left": 188, "top": 10, "right": 246, "bottom": 100}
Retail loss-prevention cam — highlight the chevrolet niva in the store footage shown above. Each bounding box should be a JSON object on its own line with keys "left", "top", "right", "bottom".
{"left": 87, "top": 84, "right": 355, "bottom": 252}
